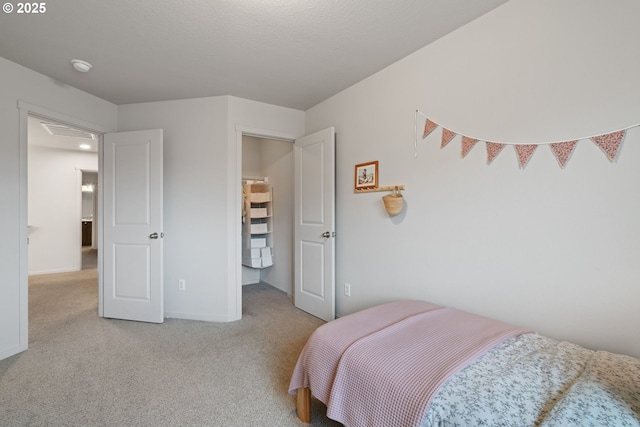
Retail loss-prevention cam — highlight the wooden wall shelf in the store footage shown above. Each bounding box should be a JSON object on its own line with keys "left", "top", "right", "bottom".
{"left": 354, "top": 185, "right": 405, "bottom": 194}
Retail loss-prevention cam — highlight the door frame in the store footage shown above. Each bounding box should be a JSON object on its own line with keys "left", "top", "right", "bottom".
{"left": 18, "top": 101, "right": 111, "bottom": 351}
{"left": 231, "top": 126, "right": 298, "bottom": 321}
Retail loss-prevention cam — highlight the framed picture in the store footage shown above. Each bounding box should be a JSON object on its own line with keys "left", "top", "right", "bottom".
{"left": 354, "top": 161, "right": 378, "bottom": 190}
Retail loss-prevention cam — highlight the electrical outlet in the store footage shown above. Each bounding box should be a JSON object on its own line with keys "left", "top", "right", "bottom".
{"left": 178, "top": 279, "right": 186, "bottom": 291}
{"left": 344, "top": 283, "right": 351, "bottom": 297}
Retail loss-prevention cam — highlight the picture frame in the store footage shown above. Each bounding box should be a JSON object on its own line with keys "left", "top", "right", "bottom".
{"left": 354, "top": 161, "right": 378, "bottom": 190}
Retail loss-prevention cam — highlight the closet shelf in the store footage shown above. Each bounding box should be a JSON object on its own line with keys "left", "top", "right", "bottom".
{"left": 242, "top": 182, "right": 274, "bottom": 269}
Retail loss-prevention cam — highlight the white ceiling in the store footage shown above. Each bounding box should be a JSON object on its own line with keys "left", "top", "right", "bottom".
{"left": 1, "top": 0, "right": 508, "bottom": 111}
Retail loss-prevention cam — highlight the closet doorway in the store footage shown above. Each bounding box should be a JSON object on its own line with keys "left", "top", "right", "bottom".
{"left": 241, "top": 135, "right": 294, "bottom": 296}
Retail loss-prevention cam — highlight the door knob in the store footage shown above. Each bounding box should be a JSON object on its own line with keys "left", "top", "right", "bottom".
{"left": 322, "top": 231, "right": 331, "bottom": 238}
{"left": 149, "top": 232, "right": 159, "bottom": 239}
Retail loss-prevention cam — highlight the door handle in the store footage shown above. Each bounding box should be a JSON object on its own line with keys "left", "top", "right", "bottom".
{"left": 149, "top": 232, "right": 159, "bottom": 239}
{"left": 322, "top": 231, "right": 331, "bottom": 238}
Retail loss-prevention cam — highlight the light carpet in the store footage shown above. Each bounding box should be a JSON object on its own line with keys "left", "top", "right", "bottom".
{"left": 0, "top": 270, "right": 342, "bottom": 426}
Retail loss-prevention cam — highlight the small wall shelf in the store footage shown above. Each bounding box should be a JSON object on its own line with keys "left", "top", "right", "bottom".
{"left": 354, "top": 185, "right": 405, "bottom": 194}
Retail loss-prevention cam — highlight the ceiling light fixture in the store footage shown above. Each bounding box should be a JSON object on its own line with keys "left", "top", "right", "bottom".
{"left": 79, "top": 143, "right": 91, "bottom": 150}
{"left": 71, "top": 59, "right": 92, "bottom": 73}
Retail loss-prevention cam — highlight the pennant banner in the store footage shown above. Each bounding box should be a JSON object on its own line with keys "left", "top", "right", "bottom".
{"left": 549, "top": 141, "right": 577, "bottom": 169}
{"left": 486, "top": 142, "right": 505, "bottom": 165}
{"left": 591, "top": 130, "right": 625, "bottom": 162}
{"left": 441, "top": 128, "right": 456, "bottom": 148}
{"left": 422, "top": 119, "right": 438, "bottom": 139}
{"left": 514, "top": 144, "right": 537, "bottom": 169}
{"left": 461, "top": 136, "right": 478, "bottom": 158}
{"left": 416, "top": 111, "right": 635, "bottom": 169}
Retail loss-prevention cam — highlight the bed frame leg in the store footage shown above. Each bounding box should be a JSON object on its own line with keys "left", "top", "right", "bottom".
{"left": 296, "top": 387, "right": 311, "bottom": 423}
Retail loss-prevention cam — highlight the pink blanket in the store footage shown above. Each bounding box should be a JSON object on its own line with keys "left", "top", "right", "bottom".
{"left": 288, "top": 300, "right": 443, "bottom": 404}
{"left": 289, "top": 300, "right": 532, "bottom": 427}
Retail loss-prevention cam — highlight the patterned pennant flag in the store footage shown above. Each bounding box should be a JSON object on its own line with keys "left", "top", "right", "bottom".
{"left": 441, "top": 128, "right": 456, "bottom": 148}
{"left": 591, "top": 130, "right": 626, "bottom": 161}
{"left": 486, "top": 142, "right": 505, "bottom": 164}
{"left": 549, "top": 141, "right": 577, "bottom": 168}
{"left": 514, "top": 144, "right": 538, "bottom": 169}
{"left": 422, "top": 119, "right": 438, "bottom": 139}
{"left": 461, "top": 136, "right": 478, "bottom": 158}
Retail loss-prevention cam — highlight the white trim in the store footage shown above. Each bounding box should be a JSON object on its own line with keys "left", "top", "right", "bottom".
{"left": 229, "top": 125, "right": 298, "bottom": 322}
{"left": 28, "top": 268, "right": 80, "bottom": 276}
{"left": 97, "top": 134, "right": 104, "bottom": 317}
{"left": 235, "top": 125, "right": 298, "bottom": 142}
{"left": 227, "top": 130, "right": 242, "bottom": 321}
{"left": 17, "top": 108, "right": 29, "bottom": 356}
{"left": 18, "top": 101, "right": 110, "bottom": 134}
{"left": 75, "top": 169, "right": 83, "bottom": 271}
{"left": 0, "top": 345, "right": 25, "bottom": 361}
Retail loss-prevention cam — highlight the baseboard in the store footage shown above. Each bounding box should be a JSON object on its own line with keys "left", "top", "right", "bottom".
{"left": 258, "top": 280, "right": 291, "bottom": 297}
{"left": 0, "top": 342, "right": 27, "bottom": 361}
{"left": 164, "top": 311, "right": 234, "bottom": 322}
{"left": 28, "top": 267, "right": 79, "bottom": 276}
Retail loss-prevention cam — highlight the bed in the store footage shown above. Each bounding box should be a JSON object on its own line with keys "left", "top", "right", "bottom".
{"left": 288, "top": 300, "right": 640, "bottom": 426}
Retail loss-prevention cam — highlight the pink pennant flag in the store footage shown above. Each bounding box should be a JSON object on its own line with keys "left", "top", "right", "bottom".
{"left": 441, "top": 128, "right": 456, "bottom": 148}
{"left": 486, "top": 142, "right": 505, "bottom": 164}
{"left": 422, "top": 119, "right": 438, "bottom": 139}
{"left": 549, "top": 141, "right": 577, "bottom": 168}
{"left": 514, "top": 144, "right": 538, "bottom": 169}
{"left": 461, "top": 136, "right": 478, "bottom": 158}
{"left": 591, "top": 130, "right": 625, "bottom": 161}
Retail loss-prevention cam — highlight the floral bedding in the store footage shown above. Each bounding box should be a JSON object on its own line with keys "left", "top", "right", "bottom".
{"left": 422, "top": 333, "right": 640, "bottom": 427}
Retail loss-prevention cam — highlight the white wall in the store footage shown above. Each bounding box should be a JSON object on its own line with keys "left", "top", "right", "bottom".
{"left": 242, "top": 136, "right": 262, "bottom": 178}
{"left": 118, "top": 97, "right": 230, "bottom": 321}
{"left": 306, "top": 0, "right": 640, "bottom": 358}
{"left": 28, "top": 145, "right": 98, "bottom": 274}
{"left": 82, "top": 190, "right": 94, "bottom": 219}
{"left": 0, "top": 57, "right": 117, "bottom": 360}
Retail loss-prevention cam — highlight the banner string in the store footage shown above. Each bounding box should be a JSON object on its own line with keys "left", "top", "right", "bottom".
{"left": 414, "top": 109, "right": 639, "bottom": 165}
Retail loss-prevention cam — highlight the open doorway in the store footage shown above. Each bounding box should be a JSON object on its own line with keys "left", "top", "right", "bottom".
{"left": 27, "top": 115, "right": 99, "bottom": 284}
{"left": 241, "top": 135, "right": 294, "bottom": 295}
{"left": 13, "top": 102, "right": 111, "bottom": 357}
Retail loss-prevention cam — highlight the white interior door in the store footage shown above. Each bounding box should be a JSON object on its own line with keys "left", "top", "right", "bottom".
{"left": 102, "top": 129, "right": 164, "bottom": 323}
{"left": 294, "top": 127, "right": 336, "bottom": 321}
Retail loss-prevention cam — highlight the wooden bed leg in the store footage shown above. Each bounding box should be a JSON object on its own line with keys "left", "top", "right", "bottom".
{"left": 296, "top": 387, "right": 311, "bottom": 423}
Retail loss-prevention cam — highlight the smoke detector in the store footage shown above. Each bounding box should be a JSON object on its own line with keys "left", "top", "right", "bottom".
{"left": 71, "top": 59, "right": 92, "bottom": 73}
